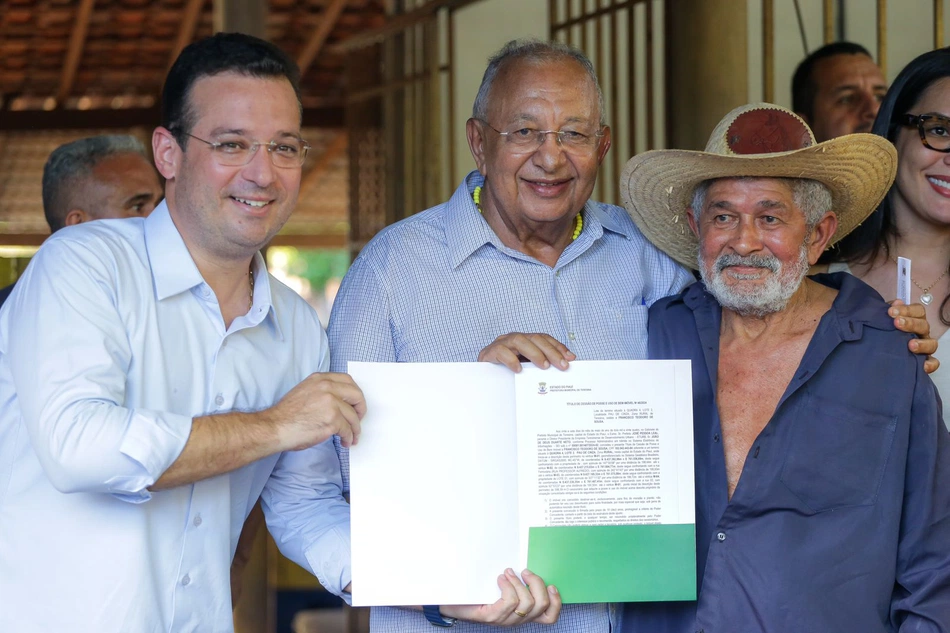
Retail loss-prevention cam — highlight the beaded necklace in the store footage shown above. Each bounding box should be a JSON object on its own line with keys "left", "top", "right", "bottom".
{"left": 473, "top": 185, "right": 582, "bottom": 240}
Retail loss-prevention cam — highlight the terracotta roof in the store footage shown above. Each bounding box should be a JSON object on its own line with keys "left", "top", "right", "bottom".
{"left": 0, "top": 0, "right": 385, "bottom": 113}
{"left": 0, "top": 0, "right": 374, "bottom": 241}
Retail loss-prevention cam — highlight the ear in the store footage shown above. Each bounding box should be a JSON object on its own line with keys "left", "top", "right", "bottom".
{"left": 152, "top": 126, "right": 181, "bottom": 181}
{"left": 64, "top": 209, "right": 90, "bottom": 226}
{"left": 807, "top": 211, "right": 838, "bottom": 264}
{"left": 596, "top": 125, "right": 612, "bottom": 164}
{"left": 466, "top": 118, "right": 488, "bottom": 176}
{"left": 686, "top": 207, "right": 700, "bottom": 238}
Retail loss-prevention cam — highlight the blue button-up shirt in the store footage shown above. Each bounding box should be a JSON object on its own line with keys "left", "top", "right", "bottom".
{"left": 635, "top": 273, "right": 950, "bottom": 633}
{"left": 327, "top": 171, "right": 692, "bottom": 633}
{"left": 0, "top": 202, "right": 351, "bottom": 633}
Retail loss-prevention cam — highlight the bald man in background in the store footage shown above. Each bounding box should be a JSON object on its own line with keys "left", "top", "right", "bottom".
{"left": 0, "top": 134, "right": 163, "bottom": 306}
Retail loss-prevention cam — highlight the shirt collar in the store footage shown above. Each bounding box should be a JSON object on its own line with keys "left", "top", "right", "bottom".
{"left": 679, "top": 271, "right": 894, "bottom": 339}
{"left": 145, "top": 200, "right": 204, "bottom": 301}
{"left": 145, "top": 200, "right": 282, "bottom": 337}
{"left": 444, "top": 170, "right": 630, "bottom": 268}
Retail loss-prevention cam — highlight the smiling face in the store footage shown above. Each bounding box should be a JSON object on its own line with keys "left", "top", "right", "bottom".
{"left": 467, "top": 57, "right": 610, "bottom": 238}
{"left": 691, "top": 178, "right": 835, "bottom": 316}
{"left": 891, "top": 76, "right": 950, "bottom": 233}
{"left": 806, "top": 53, "right": 887, "bottom": 142}
{"left": 156, "top": 72, "right": 302, "bottom": 263}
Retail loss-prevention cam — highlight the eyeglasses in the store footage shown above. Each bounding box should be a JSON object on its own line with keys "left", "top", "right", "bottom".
{"left": 902, "top": 113, "right": 950, "bottom": 153}
{"left": 182, "top": 132, "right": 311, "bottom": 167}
{"left": 476, "top": 119, "right": 605, "bottom": 154}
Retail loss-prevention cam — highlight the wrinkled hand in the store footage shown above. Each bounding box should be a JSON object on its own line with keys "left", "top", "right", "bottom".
{"left": 889, "top": 301, "right": 940, "bottom": 374}
{"left": 441, "top": 569, "right": 561, "bottom": 626}
{"left": 270, "top": 373, "right": 366, "bottom": 451}
{"left": 478, "top": 333, "right": 576, "bottom": 373}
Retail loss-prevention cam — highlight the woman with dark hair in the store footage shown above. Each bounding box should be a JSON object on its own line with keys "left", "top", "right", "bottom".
{"left": 825, "top": 46, "right": 950, "bottom": 425}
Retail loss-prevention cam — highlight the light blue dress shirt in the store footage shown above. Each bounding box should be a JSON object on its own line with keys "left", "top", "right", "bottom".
{"left": 327, "top": 171, "right": 693, "bottom": 633}
{"left": 0, "top": 202, "right": 351, "bottom": 633}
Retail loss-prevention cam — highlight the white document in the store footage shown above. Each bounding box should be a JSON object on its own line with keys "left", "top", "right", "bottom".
{"left": 348, "top": 360, "right": 693, "bottom": 607}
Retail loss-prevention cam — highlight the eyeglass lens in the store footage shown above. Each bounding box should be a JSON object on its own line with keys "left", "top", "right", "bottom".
{"left": 918, "top": 115, "right": 950, "bottom": 152}
{"left": 198, "top": 135, "right": 309, "bottom": 167}
{"left": 504, "top": 129, "right": 601, "bottom": 154}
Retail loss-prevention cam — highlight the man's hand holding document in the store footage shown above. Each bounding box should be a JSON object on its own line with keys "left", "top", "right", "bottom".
{"left": 348, "top": 359, "right": 695, "bottom": 607}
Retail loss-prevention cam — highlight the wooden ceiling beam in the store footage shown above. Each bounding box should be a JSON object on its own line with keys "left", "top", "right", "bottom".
{"left": 330, "top": 0, "right": 480, "bottom": 53}
{"left": 213, "top": 0, "right": 266, "bottom": 37}
{"left": 299, "top": 131, "right": 347, "bottom": 198}
{"left": 0, "top": 106, "right": 343, "bottom": 131}
{"left": 167, "top": 0, "right": 206, "bottom": 72}
{"left": 56, "top": 0, "right": 96, "bottom": 104}
{"left": 297, "top": 0, "right": 351, "bottom": 77}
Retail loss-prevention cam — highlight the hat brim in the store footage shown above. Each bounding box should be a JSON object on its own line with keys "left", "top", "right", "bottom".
{"left": 619, "top": 133, "right": 898, "bottom": 269}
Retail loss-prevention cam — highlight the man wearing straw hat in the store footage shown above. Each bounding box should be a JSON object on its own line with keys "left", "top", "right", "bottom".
{"left": 619, "top": 103, "right": 950, "bottom": 631}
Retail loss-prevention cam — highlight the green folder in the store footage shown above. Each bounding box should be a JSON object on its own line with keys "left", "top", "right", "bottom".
{"left": 527, "top": 524, "right": 697, "bottom": 604}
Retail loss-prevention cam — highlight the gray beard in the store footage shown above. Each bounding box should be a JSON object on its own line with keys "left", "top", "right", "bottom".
{"left": 698, "top": 243, "right": 810, "bottom": 317}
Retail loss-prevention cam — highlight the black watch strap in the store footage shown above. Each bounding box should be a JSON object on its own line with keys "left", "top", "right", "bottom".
{"left": 423, "top": 605, "right": 457, "bottom": 627}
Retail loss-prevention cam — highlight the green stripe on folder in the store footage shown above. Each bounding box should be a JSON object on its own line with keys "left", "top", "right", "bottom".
{"left": 527, "top": 524, "right": 697, "bottom": 604}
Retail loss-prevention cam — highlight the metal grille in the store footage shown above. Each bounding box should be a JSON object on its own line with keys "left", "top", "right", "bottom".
{"left": 550, "top": 0, "right": 665, "bottom": 206}
{"left": 343, "top": 1, "right": 457, "bottom": 257}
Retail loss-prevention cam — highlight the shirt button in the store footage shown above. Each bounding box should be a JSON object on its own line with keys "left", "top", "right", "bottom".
{"left": 568, "top": 332, "right": 576, "bottom": 341}
{"left": 555, "top": 270, "right": 561, "bottom": 277}
{"left": 214, "top": 394, "right": 224, "bottom": 406}
{"left": 181, "top": 574, "right": 191, "bottom": 586}
{"left": 717, "top": 532, "right": 726, "bottom": 542}
{"left": 713, "top": 434, "right": 720, "bottom": 443}
{"left": 193, "top": 515, "right": 202, "bottom": 527}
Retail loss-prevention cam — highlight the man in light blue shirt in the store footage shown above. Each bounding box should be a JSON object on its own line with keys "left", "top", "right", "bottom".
{"left": 327, "top": 39, "right": 693, "bottom": 633}
{"left": 0, "top": 33, "right": 364, "bottom": 633}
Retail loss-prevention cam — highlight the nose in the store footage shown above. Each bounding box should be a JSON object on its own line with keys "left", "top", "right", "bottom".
{"left": 241, "top": 143, "right": 278, "bottom": 187}
{"left": 859, "top": 91, "right": 880, "bottom": 121}
{"left": 731, "top": 218, "right": 765, "bottom": 255}
{"left": 532, "top": 131, "right": 567, "bottom": 170}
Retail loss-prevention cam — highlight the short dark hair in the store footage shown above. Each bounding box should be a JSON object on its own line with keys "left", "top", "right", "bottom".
{"left": 791, "top": 41, "right": 874, "bottom": 121}
{"left": 42, "top": 135, "right": 148, "bottom": 232}
{"left": 161, "top": 32, "right": 302, "bottom": 147}
{"left": 821, "top": 47, "right": 950, "bottom": 326}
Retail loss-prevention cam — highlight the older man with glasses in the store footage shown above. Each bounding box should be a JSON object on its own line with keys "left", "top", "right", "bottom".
{"left": 0, "top": 33, "right": 362, "bottom": 633}
{"left": 327, "top": 38, "right": 692, "bottom": 633}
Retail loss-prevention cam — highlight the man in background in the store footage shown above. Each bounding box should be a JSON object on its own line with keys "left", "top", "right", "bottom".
{"left": 792, "top": 41, "right": 887, "bottom": 142}
{"left": 0, "top": 134, "right": 163, "bottom": 306}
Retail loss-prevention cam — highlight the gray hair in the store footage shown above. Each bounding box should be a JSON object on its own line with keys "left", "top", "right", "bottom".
{"left": 690, "top": 177, "right": 833, "bottom": 229}
{"left": 472, "top": 39, "right": 606, "bottom": 127}
{"left": 42, "top": 135, "right": 148, "bottom": 232}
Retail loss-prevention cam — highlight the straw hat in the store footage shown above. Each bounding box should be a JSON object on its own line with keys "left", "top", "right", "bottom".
{"left": 619, "top": 102, "right": 897, "bottom": 269}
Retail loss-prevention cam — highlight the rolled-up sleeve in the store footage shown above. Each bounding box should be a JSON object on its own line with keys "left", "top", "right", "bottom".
{"left": 892, "top": 360, "right": 950, "bottom": 629}
{"left": 261, "top": 438, "right": 352, "bottom": 602}
{"left": 6, "top": 238, "right": 192, "bottom": 501}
